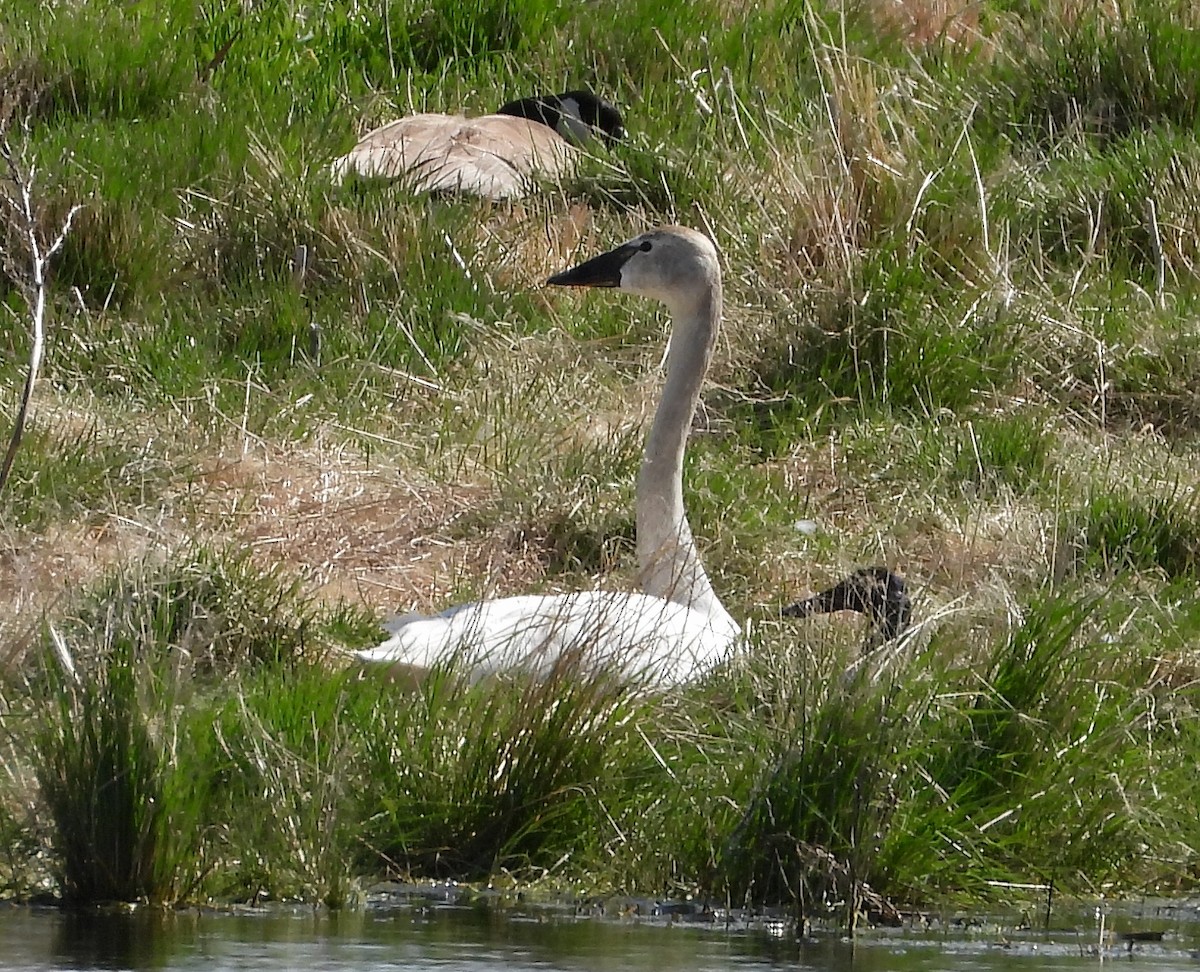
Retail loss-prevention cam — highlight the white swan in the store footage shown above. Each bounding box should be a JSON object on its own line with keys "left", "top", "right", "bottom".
{"left": 329, "top": 90, "right": 625, "bottom": 199}
{"left": 355, "top": 226, "right": 740, "bottom": 686}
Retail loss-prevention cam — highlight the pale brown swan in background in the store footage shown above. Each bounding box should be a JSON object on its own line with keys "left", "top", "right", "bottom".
{"left": 330, "top": 90, "right": 625, "bottom": 199}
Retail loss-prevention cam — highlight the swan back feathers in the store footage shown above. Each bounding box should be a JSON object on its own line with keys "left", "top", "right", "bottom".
{"left": 329, "top": 89, "right": 623, "bottom": 197}
{"left": 356, "top": 590, "right": 739, "bottom": 686}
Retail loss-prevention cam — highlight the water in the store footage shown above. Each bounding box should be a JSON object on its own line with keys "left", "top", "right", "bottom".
{"left": 2, "top": 893, "right": 1199, "bottom": 972}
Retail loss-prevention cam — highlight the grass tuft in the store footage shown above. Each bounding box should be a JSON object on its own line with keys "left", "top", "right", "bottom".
{"left": 1066, "top": 489, "right": 1200, "bottom": 581}
{"left": 32, "top": 630, "right": 205, "bottom": 904}
{"left": 58, "top": 547, "right": 324, "bottom": 676}
{"left": 356, "top": 663, "right": 645, "bottom": 878}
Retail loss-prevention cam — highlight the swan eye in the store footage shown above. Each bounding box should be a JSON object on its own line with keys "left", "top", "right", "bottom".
{"left": 639, "top": 241, "right": 652, "bottom": 252}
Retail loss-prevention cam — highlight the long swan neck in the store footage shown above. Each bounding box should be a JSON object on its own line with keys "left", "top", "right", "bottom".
{"left": 636, "top": 283, "right": 726, "bottom": 617}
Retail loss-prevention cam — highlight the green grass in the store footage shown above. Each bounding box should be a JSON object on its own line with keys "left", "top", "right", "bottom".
{"left": 981, "top": 0, "right": 1200, "bottom": 144}
{"left": 0, "top": 0, "right": 1199, "bottom": 919}
{"left": 2, "top": 548, "right": 1196, "bottom": 912}
{"left": 200, "top": 663, "right": 367, "bottom": 906}
{"left": 879, "top": 589, "right": 1168, "bottom": 900}
{"left": 32, "top": 626, "right": 202, "bottom": 904}
{"left": 1066, "top": 487, "right": 1200, "bottom": 580}
{"left": 355, "top": 663, "right": 647, "bottom": 878}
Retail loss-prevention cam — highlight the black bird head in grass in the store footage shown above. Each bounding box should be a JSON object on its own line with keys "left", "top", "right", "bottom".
{"left": 782, "top": 567, "right": 912, "bottom": 649}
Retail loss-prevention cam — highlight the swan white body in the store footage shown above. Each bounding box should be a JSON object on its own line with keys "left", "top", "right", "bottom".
{"left": 357, "top": 590, "right": 739, "bottom": 685}
{"left": 356, "top": 226, "right": 739, "bottom": 687}
{"left": 329, "top": 91, "right": 624, "bottom": 199}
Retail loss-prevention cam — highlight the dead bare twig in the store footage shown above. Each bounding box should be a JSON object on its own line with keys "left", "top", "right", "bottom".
{"left": 0, "top": 132, "right": 81, "bottom": 493}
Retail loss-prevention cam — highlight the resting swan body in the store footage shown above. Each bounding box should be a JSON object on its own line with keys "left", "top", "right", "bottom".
{"left": 356, "top": 226, "right": 739, "bottom": 686}
{"left": 329, "top": 90, "right": 625, "bottom": 199}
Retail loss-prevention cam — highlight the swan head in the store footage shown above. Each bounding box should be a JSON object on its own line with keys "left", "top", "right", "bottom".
{"left": 497, "top": 90, "right": 626, "bottom": 146}
{"left": 546, "top": 226, "right": 720, "bottom": 314}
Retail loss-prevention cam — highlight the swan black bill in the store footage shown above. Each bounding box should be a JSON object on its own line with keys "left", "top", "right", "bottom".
{"left": 546, "top": 242, "right": 641, "bottom": 288}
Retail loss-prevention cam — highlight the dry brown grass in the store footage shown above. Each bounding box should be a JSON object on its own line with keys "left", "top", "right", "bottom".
{"left": 753, "top": 426, "right": 1057, "bottom": 642}
{"left": 189, "top": 436, "right": 584, "bottom": 614}
{"left": 734, "top": 57, "right": 921, "bottom": 297}
{"left": 0, "top": 434, "right": 566, "bottom": 674}
{"left": 0, "top": 315, "right": 665, "bottom": 674}
{"left": 0, "top": 518, "right": 150, "bottom": 669}
{"left": 474, "top": 200, "right": 604, "bottom": 290}
{"left": 864, "top": 0, "right": 983, "bottom": 49}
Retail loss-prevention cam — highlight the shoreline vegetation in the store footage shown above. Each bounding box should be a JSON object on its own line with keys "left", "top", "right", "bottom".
{"left": 1, "top": 0, "right": 1198, "bottom": 924}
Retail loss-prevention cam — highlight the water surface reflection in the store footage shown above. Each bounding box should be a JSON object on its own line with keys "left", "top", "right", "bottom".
{"left": 2, "top": 897, "right": 1198, "bottom": 972}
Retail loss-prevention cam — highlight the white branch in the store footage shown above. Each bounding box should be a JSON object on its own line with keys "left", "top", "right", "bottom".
{"left": 0, "top": 135, "right": 82, "bottom": 492}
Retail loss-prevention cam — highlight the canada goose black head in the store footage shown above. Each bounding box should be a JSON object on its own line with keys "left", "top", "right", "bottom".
{"left": 497, "top": 90, "right": 626, "bottom": 146}
{"left": 782, "top": 567, "right": 913, "bottom": 647}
